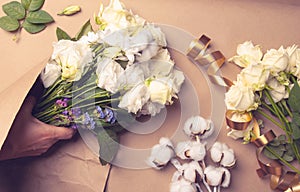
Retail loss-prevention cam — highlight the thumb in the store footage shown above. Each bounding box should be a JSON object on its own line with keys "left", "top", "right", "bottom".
{"left": 49, "top": 125, "right": 76, "bottom": 140}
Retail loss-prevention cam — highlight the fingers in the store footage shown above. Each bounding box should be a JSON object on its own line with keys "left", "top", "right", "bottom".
{"left": 49, "top": 125, "right": 76, "bottom": 140}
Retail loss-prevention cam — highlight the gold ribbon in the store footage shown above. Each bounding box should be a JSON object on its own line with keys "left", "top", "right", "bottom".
{"left": 186, "top": 34, "right": 232, "bottom": 88}
{"left": 186, "top": 35, "right": 300, "bottom": 191}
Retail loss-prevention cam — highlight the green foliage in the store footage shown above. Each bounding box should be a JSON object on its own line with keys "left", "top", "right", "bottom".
{"left": 98, "top": 129, "right": 119, "bottom": 165}
{"left": 2, "top": 1, "right": 25, "bottom": 20}
{"left": 74, "top": 19, "right": 93, "bottom": 40}
{"left": 27, "top": 0, "right": 44, "bottom": 11}
{"left": 0, "top": 0, "right": 53, "bottom": 38}
{"left": 263, "top": 135, "right": 295, "bottom": 162}
{"left": 56, "top": 27, "right": 71, "bottom": 41}
{"left": 288, "top": 82, "right": 300, "bottom": 113}
{"left": 22, "top": 19, "right": 46, "bottom": 33}
{"left": 26, "top": 10, "right": 53, "bottom": 24}
{"left": 0, "top": 16, "right": 19, "bottom": 31}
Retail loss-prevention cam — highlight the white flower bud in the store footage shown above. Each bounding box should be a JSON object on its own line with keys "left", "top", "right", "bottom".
{"left": 204, "top": 166, "right": 231, "bottom": 188}
{"left": 175, "top": 141, "right": 206, "bottom": 161}
{"left": 210, "top": 142, "right": 236, "bottom": 168}
{"left": 183, "top": 116, "right": 214, "bottom": 139}
{"left": 147, "top": 137, "right": 175, "bottom": 169}
{"left": 170, "top": 179, "right": 197, "bottom": 192}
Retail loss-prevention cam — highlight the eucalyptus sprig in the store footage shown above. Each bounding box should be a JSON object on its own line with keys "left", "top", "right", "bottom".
{"left": 0, "top": 0, "right": 54, "bottom": 39}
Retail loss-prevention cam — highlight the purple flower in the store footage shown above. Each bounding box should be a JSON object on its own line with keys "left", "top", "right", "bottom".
{"left": 62, "top": 110, "right": 69, "bottom": 116}
{"left": 96, "top": 106, "right": 105, "bottom": 118}
{"left": 104, "top": 108, "right": 116, "bottom": 124}
{"left": 84, "top": 112, "right": 96, "bottom": 130}
{"left": 71, "top": 107, "right": 82, "bottom": 118}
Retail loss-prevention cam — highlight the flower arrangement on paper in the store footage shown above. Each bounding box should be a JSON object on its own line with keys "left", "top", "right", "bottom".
{"left": 33, "top": 0, "right": 185, "bottom": 165}
{"left": 225, "top": 41, "right": 300, "bottom": 173}
{"left": 147, "top": 116, "right": 236, "bottom": 192}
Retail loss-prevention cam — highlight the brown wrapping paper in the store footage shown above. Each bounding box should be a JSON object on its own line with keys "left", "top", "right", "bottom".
{"left": 0, "top": 0, "right": 300, "bottom": 191}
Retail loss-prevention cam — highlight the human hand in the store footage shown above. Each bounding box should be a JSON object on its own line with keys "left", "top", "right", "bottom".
{"left": 0, "top": 96, "right": 75, "bottom": 160}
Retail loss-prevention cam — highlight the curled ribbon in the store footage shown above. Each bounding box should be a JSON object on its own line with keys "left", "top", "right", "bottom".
{"left": 186, "top": 35, "right": 300, "bottom": 191}
{"left": 186, "top": 35, "right": 232, "bottom": 88}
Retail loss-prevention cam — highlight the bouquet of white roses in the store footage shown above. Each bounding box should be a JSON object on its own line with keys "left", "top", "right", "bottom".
{"left": 33, "top": 0, "right": 184, "bottom": 165}
{"left": 225, "top": 41, "right": 300, "bottom": 173}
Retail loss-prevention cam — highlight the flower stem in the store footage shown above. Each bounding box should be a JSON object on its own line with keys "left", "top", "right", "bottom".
{"left": 256, "top": 108, "right": 284, "bottom": 130}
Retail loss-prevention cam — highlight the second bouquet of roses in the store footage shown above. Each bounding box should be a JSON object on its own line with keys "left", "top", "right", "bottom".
{"left": 33, "top": 0, "right": 185, "bottom": 165}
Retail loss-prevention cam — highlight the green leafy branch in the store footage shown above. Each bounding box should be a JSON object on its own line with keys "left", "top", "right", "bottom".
{"left": 0, "top": 0, "right": 54, "bottom": 38}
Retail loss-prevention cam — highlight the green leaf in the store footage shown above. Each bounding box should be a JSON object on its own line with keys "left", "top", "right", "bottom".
{"left": 56, "top": 27, "right": 71, "bottom": 41}
{"left": 288, "top": 82, "right": 300, "bottom": 113}
{"left": 28, "top": 0, "right": 44, "bottom": 11}
{"left": 291, "top": 122, "right": 300, "bottom": 140}
{"left": 2, "top": 1, "right": 25, "bottom": 20}
{"left": 282, "top": 153, "right": 294, "bottom": 162}
{"left": 21, "top": 0, "right": 31, "bottom": 10}
{"left": 0, "top": 16, "right": 19, "bottom": 32}
{"left": 98, "top": 130, "right": 119, "bottom": 166}
{"left": 26, "top": 10, "right": 54, "bottom": 24}
{"left": 293, "top": 112, "right": 300, "bottom": 126}
{"left": 74, "top": 19, "right": 93, "bottom": 40}
{"left": 22, "top": 19, "right": 46, "bottom": 34}
{"left": 263, "top": 146, "right": 284, "bottom": 160}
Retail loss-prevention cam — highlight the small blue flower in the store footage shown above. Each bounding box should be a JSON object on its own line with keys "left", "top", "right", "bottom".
{"left": 71, "top": 107, "right": 82, "bottom": 118}
{"left": 96, "top": 106, "right": 105, "bottom": 118}
{"left": 104, "top": 108, "right": 116, "bottom": 124}
{"left": 62, "top": 110, "right": 69, "bottom": 116}
{"left": 84, "top": 112, "right": 96, "bottom": 130}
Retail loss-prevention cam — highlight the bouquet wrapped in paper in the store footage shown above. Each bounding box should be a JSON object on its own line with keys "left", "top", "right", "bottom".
{"left": 33, "top": 0, "right": 184, "bottom": 164}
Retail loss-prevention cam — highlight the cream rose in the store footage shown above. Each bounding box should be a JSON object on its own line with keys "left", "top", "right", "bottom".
{"left": 286, "top": 45, "right": 300, "bottom": 78}
{"left": 225, "top": 82, "right": 256, "bottom": 112}
{"left": 229, "top": 41, "right": 263, "bottom": 68}
{"left": 262, "top": 46, "right": 289, "bottom": 75}
{"left": 40, "top": 61, "right": 62, "bottom": 88}
{"left": 96, "top": 58, "right": 125, "bottom": 93}
{"left": 96, "top": 0, "right": 145, "bottom": 32}
{"left": 237, "top": 63, "right": 270, "bottom": 91}
{"left": 52, "top": 40, "right": 92, "bottom": 82}
{"left": 118, "top": 83, "right": 150, "bottom": 114}
{"left": 266, "top": 78, "right": 289, "bottom": 103}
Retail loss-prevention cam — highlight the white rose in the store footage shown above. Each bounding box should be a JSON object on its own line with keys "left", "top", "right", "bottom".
{"left": 237, "top": 63, "right": 270, "bottom": 91}
{"left": 52, "top": 40, "right": 92, "bottom": 82}
{"left": 139, "top": 102, "right": 165, "bottom": 116}
{"left": 147, "top": 69, "right": 184, "bottom": 105}
{"left": 117, "top": 64, "right": 145, "bottom": 90}
{"left": 79, "top": 31, "right": 101, "bottom": 44}
{"left": 96, "top": 58, "right": 125, "bottom": 93}
{"left": 266, "top": 78, "right": 288, "bottom": 103}
{"left": 262, "top": 46, "right": 289, "bottom": 75}
{"left": 118, "top": 83, "right": 150, "bottom": 114}
{"left": 286, "top": 45, "right": 300, "bottom": 78}
{"left": 40, "top": 61, "right": 62, "bottom": 88}
{"left": 97, "top": 0, "right": 145, "bottom": 32}
{"left": 229, "top": 41, "right": 263, "bottom": 68}
{"left": 225, "top": 82, "right": 256, "bottom": 112}
{"left": 148, "top": 79, "right": 172, "bottom": 105}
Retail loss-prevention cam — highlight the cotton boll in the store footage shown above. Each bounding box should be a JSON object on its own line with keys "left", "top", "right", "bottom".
{"left": 220, "top": 149, "right": 236, "bottom": 168}
{"left": 189, "top": 142, "right": 206, "bottom": 161}
{"left": 183, "top": 116, "right": 214, "bottom": 139}
{"left": 181, "top": 161, "right": 204, "bottom": 183}
{"left": 204, "top": 166, "right": 231, "bottom": 188}
{"left": 175, "top": 141, "right": 193, "bottom": 160}
{"left": 170, "top": 179, "right": 197, "bottom": 192}
{"left": 210, "top": 142, "right": 236, "bottom": 168}
{"left": 175, "top": 141, "right": 206, "bottom": 161}
{"left": 146, "top": 137, "right": 175, "bottom": 169}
